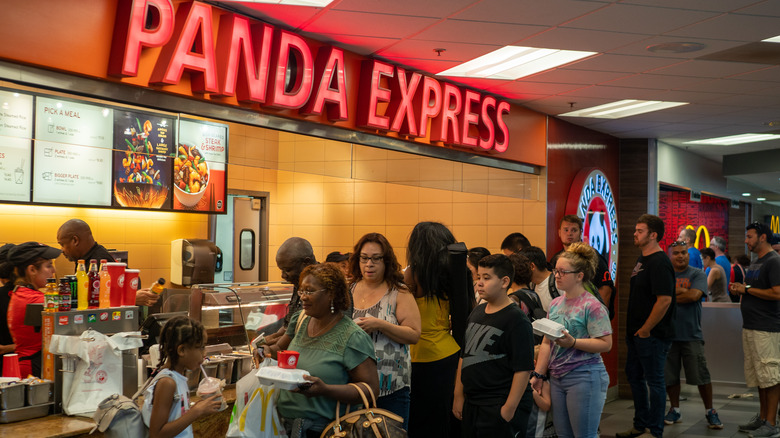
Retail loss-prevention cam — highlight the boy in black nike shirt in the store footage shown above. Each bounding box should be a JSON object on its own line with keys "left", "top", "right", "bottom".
{"left": 453, "top": 254, "right": 535, "bottom": 437}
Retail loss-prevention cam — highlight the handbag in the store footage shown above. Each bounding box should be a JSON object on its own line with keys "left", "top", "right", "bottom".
{"left": 320, "top": 382, "right": 406, "bottom": 438}
{"left": 91, "top": 373, "right": 160, "bottom": 438}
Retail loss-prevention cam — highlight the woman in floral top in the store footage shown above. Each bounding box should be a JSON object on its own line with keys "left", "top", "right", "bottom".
{"left": 530, "top": 243, "right": 612, "bottom": 438}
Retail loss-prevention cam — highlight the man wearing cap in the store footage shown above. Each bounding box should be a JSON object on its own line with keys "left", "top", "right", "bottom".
{"left": 325, "top": 251, "right": 351, "bottom": 280}
{"left": 6, "top": 242, "right": 61, "bottom": 377}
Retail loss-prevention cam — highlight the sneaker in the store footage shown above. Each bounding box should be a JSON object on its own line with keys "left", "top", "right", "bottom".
{"left": 748, "top": 422, "right": 780, "bottom": 438}
{"left": 664, "top": 408, "right": 682, "bottom": 425}
{"left": 706, "top": 409, "right": 724, "bottom": 430}
{"left": 741, "top": 414, "right": 766, "bottom": 432}
{"left": 616, "top": 427, "right": 649, "bottom": 438}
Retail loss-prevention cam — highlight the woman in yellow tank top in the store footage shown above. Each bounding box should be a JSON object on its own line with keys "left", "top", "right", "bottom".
{"left": 405, "top": 222, "right": 475, "bottom": 438}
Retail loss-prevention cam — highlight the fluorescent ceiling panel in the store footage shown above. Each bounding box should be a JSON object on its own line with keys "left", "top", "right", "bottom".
{"left": 222, "top": 0, "right": 333, "bottom": 5}
{"left": 559, "top": 99, "right": 688, "bottom": 119}
{"left": 762, "top": 35, "right": 780, "bottom": 43}
{"left": 685, "top": 133, "right": 780, "bottom": 145}
{"left": 437, "top": 46, "right": 596, "bottom": 80}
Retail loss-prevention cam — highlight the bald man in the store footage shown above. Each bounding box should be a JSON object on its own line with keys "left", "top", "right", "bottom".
{"left": 57, "top": 219, "right": 114, "bottom": 266}
{"left": 56, "top": 219, "right": 158, "bottom": 307}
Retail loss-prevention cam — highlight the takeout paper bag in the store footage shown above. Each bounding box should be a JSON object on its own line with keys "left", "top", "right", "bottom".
{"left": 63, "top": 330, "right": 123, "bottom": 416}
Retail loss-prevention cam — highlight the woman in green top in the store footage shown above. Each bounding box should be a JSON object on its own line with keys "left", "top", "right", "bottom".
{"left": 268, "top": 263, "right": 379, "bottom": 438}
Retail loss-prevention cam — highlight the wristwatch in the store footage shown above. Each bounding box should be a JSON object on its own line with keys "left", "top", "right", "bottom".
{"left": 745, "top": 285, "right": 751, "bottom": 293}
{"left": 530, "top": 371, "right": 548, "bottom": 381}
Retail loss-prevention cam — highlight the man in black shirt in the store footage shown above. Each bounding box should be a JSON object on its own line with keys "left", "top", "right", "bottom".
{"left": 57, "top": 219, "right": 115, "bottom": 266}
{"left": 618, "top": 214, "right": 676, "bottom": 438}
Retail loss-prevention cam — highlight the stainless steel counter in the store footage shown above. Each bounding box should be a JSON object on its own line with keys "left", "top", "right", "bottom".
{"left": 700, "top": 302, "right": 744, "bottom": 385}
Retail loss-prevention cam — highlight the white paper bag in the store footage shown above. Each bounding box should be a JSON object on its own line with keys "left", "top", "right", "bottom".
{"left": 63, "top": 330, "right": 124, "bottom": 416}
{"left": 227, "top": 359, "right": 287, "bottom": 438}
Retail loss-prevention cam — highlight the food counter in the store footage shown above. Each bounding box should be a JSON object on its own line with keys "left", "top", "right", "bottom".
{"left": 701, "top": 302, "right": 744, "bottom": 385}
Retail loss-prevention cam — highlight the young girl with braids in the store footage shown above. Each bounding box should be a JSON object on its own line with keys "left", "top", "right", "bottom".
{"left": 142, "top": 316, "right": 222, "bottom": 438}
{"left": 530, "top": 243, "right": 612, "bottom": 438}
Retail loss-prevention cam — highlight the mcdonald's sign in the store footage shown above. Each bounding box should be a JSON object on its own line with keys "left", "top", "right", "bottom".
{"left": 768, "top": 215, "right": 780, "bottom": 234}
{"left": 684, "top": 225, "right": 710, "bottom": 249}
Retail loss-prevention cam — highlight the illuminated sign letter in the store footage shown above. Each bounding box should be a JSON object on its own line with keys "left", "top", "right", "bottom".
{"left": 215, "top": 14, "right": 273, "bottom": 102}
{"left": 267, "top": 30, "right": 314, "bottom": 109}
{"left": 415, "top": 76, "right": 441, "bottom": 139}
{"left": 493, "top": 100, "right": 511, "bottom": 153}
{"left": 772, "top": 215, "right": 779, "bottom": 234}
{"left": 109, "top": 0, "right": 174, "bottom": 77}
{"left": 387, "top": 68, "right": 422, "bottom": 136}
{"left": 478, "top": 96, "right": 496, "bottom": 151}
{"left": 431, "top": 83, "right": 462, "bottom": 144}
{"left": 150, "top": 2, "right": 219, "bottom": 93}
{"left": 357, "top": 60, "right": 394, "bottom": 130}
{"left": 300, "top": 46, "right": 349, "bottom": 121}
{"left": 460, "top": 90, "right": 481, "bottom": 148}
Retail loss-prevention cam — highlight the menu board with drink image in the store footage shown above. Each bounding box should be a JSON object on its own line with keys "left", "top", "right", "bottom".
{"left": 174, "top": 119, "right": 227, "bottom": 213}
{"left": 111, "top": 110, "right": 174, "bottom": 210}
{"left": 0, "top": 90, "right": 33, "bottom": 202}
{"left": 33, "top": 97, "right": 114, "bottom": 206}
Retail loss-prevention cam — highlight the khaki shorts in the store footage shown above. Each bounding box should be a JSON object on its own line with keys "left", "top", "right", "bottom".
{"left": 743, "top": 329, "right": 780, "bottom": 389}
{"left": 665, "top": 340, "right": 711, "bottom": 386}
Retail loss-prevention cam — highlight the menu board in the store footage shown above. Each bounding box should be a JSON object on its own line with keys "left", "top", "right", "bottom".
{"left": 0, "top": 90, "right": 33, "bottom": 201}
{"left": 174, "top": 119, "right": 227, "bottom": 212}
{"left": 111, "top": 110, "right": 174, "bottom": 209}
{"left": 33, "top": 97, "right": 114, "bottom": 205}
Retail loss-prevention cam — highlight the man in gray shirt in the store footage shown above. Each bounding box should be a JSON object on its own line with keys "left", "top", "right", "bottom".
{"left": 664, "top": 241, "right": 722, "bottom": 429}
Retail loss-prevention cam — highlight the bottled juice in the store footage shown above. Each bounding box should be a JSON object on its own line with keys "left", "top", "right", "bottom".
{"left": 44, "top": 278, "right": 58, "bottom": 312}
{"left": 76, "top": 260, "right": 88, "bottom": 310}
{"left": 87, "top": 259, "right": 100, "bottom": 309}
{"left": 150, "top": 278, "right": 166, "bottom": 294}
{"left": 58, "top": 278, "right": 72, "bottom": 312}
{"left": 99, "top": 259, "right": 111, "bottom": 308}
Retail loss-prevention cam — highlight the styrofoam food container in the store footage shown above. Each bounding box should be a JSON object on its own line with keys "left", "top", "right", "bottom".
{"left": 532, "top": 318, "right": 566, "bottom": 340}
{"left": 256, "top": 366, "right": 310, "bottom": 390}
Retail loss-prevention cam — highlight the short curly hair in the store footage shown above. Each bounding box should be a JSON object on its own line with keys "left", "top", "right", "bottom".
{"left": 300, "top": 263, "right": 352, "bottom": 312}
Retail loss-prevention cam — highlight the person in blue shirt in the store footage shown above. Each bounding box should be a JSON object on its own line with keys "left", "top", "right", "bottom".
{"left": 678, "top": 228, "right": 702, "bottom": 270}
{"left": 709, "top": 236, "right": 732, "bottom": 283}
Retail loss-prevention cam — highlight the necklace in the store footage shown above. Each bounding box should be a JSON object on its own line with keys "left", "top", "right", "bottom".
{"left": 356, "top": 281, "right": 387, "bottom": 309}
{"left": 309, "top": 314, "right": 341, "bottom": 337}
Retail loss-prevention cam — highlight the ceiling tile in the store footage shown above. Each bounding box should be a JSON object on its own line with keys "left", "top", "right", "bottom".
{"left": 666, "top": 14, "right": 780, "bottom": 42}
{"left": 617, "top": 0, "right": 761, "bottom": 13}
{"left": 571, "top": 54, "right": 684, "bottom": 73}
{"left": 676, "top": 79, "right": 776, "bottom": 95}
{"left": 648, "top": 60, "right": 770, "bottom": 78}
{"left": 518, "top": 28, "right": 649, "bottom": 52}
{"left": 410, "top": 19, "right": 546, "bottom": 45}
{"left": 376, "top": 40, "right": 500, "bottom": 62}
{"left": 729, "top": 66, "right": 780, "bottom": 82}
{"left": 228, "top": 3, "right": 322, "bottom": 30}
{"left": 563, "top": 4, "right": 719, "bottom": 35}
{"left": 736, "top": 2, "right": 780, "bottom": 17}
{"left": 648, "top": 90, "right": 734, "bottom": 104}
{"left": 703, "top": 93, "right": 780, "bottom": 108}
{"left": 604, "top": 73, "right": 704, "bottom": 90}
{"left": 610, "top": 36, "right": 746, "bottom": 59}
{"left": 312, "top": 34, "right": 400, "bottom": 56}
{"left": 451, "top": 0, "right": 610, "bottom": 26}
{"left": 488, "top": 81, "right": 587, "bottom": 95}
{"left": 332, "top": 0, "right": 477, "bottom": 18}
{"left": 559, "top": 85, "right": 661, "bottom": 100}
{"left": 302, "top": 11, "right": 440, "bottom": 39}
{"left": 523, "top": 68, "right": 631, "bottom": 85}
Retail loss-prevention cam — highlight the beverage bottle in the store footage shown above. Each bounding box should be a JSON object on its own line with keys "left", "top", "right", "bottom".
{"left": 75, "top": 260, "right": 88, "bottom": 310}
{"left": 67, "top": 275, "right": 78, "bottom": 310}
{"left": 58, "top": 278, "right": 72, "bottom": 312}
{"left": 44, "top": 278, "right": 58, "bottom": 312}
{"left": 99, "top": 259, "right": 111, "bottom": 308}
{"left": 150, "top": 278, "right": 166, "bottom": 294}
{"left": 87, "top": 259, "right": 100, "bottom": 309}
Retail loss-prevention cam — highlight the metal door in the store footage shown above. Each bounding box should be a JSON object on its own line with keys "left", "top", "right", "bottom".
{"left": 232, "top": 196, "right": 262, "bottom": 282}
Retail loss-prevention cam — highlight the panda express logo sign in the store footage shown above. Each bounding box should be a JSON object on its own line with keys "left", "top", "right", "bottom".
{"left": 108, "top": 0, "right": 512, "bottom": 153}
{"left": 564, "top": 168, "right": 618, "bottom": 279}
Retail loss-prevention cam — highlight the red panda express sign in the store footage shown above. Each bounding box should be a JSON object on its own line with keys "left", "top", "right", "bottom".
{"left": 108, "top": 0, "right": 544, "bottom": 165}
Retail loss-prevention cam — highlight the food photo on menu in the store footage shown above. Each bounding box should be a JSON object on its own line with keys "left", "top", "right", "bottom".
{"left": 174, "top": 119, "right": 227, "bottom": 213}
{"left": 111, "top": 110, "right": 174, "bottom": 210}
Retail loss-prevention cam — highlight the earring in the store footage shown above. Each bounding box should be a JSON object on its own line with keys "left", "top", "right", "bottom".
{"left": 330, "top": 300, "right": 335, "bottom": 314}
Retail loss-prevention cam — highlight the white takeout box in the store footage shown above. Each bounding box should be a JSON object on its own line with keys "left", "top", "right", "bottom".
{"left": 255, "top": 365, "right": 310, "bottom": 390}
{"left": 532, "top": 318, "right": 566, "bottom": 340}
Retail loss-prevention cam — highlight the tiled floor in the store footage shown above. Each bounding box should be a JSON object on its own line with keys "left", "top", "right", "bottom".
{"left": 599, "top": 383, "right": 766, "bottom": 438}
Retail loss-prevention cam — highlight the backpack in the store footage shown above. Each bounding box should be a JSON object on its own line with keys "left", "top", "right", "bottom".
{"left": 509, "top": 288, "right": 546, "bottom": 345}
{"left": 91, "top": 373, "right": 161, "bottom": 438}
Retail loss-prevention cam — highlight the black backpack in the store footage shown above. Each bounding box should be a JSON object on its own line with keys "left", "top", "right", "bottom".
{"left": 509, "top": 288, "right": 546, "bottom": 344}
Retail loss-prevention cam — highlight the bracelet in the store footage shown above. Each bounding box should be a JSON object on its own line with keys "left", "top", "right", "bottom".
{"left": 571, "top": 338, "right": 577, "bottom": 349}
{"left": 530, "top": 371, "right": 548, "bottom": 381}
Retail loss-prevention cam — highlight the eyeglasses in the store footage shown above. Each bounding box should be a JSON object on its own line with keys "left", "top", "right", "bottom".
{"left": 552, "top": 269, "right": 579, "bottom": 277}
{"left": 359, "top": 255, "right": 384, "bottom": 264}
{"left": 297, "top": 288, "right": 324, "bottom": 296}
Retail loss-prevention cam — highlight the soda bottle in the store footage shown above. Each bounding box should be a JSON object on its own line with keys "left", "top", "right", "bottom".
{"left": 44, "top": 278, "right": 58, "bottom": 312}
{"left": 99, "top": 259, "right": 111, "bottom": 308}
{"left": 76, "top": 260, "right": 88, "bottom": 310}
{"left": 87, "top": 259, "right": 100, "bottom": 309}
{"left": 150, "top": 278, "right": 166, "bottom": 294}
{"left": 58, "top": 278, "right": 72, "bottom": 312}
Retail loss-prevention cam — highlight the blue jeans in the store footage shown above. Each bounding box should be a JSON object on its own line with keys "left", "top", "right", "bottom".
{"left": 550, "top": 362, "right": 609, "bottom": 438}
{"left": 377, "top": 386, "right": 410, "bottom": 431}
{"left": 625, "top": 335, "right": 672, "bottom": 437}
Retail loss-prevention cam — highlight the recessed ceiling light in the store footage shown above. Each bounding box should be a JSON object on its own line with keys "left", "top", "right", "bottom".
{"left": 558, "top": 99, "right": 688, "bottom": 119}
{"left": 646, "top": 42, "right": 706, "bottom": 53}
{"left": 219, "top": 0, "right": 334, "bottom": 5}
{"left": 743, "top": 193, "right": 752, "bottom": 197}
{"left": 762, "top": 35, "right": 780, "bottom": 43}
{"left": 757, "top": 197, "right": 767, "bottom": 201}
{"left": 685, "top": 133, "right": 780, "bottom": 145}
{"left": 437, "top": 46, "right": 596, "bottom": 80}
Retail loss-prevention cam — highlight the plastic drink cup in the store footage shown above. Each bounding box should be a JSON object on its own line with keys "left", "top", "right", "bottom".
{"left": 2, "top": 354, "right": 21, "bottom": 379}
{"left": 105, "top": 263, "right": 126, "bottom": 308}
{"left": 277, "top": 350, "right": 300, "bottom": 369}
{"left": 197, "top": 376, "right": 225, "bottom": 410}
{"left": 123, "top": 269, "right": 139, "bottom": 306}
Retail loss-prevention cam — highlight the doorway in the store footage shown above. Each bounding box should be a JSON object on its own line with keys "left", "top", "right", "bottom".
{"left": 211, "top": 191, "right": 269, "bottom": 283}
